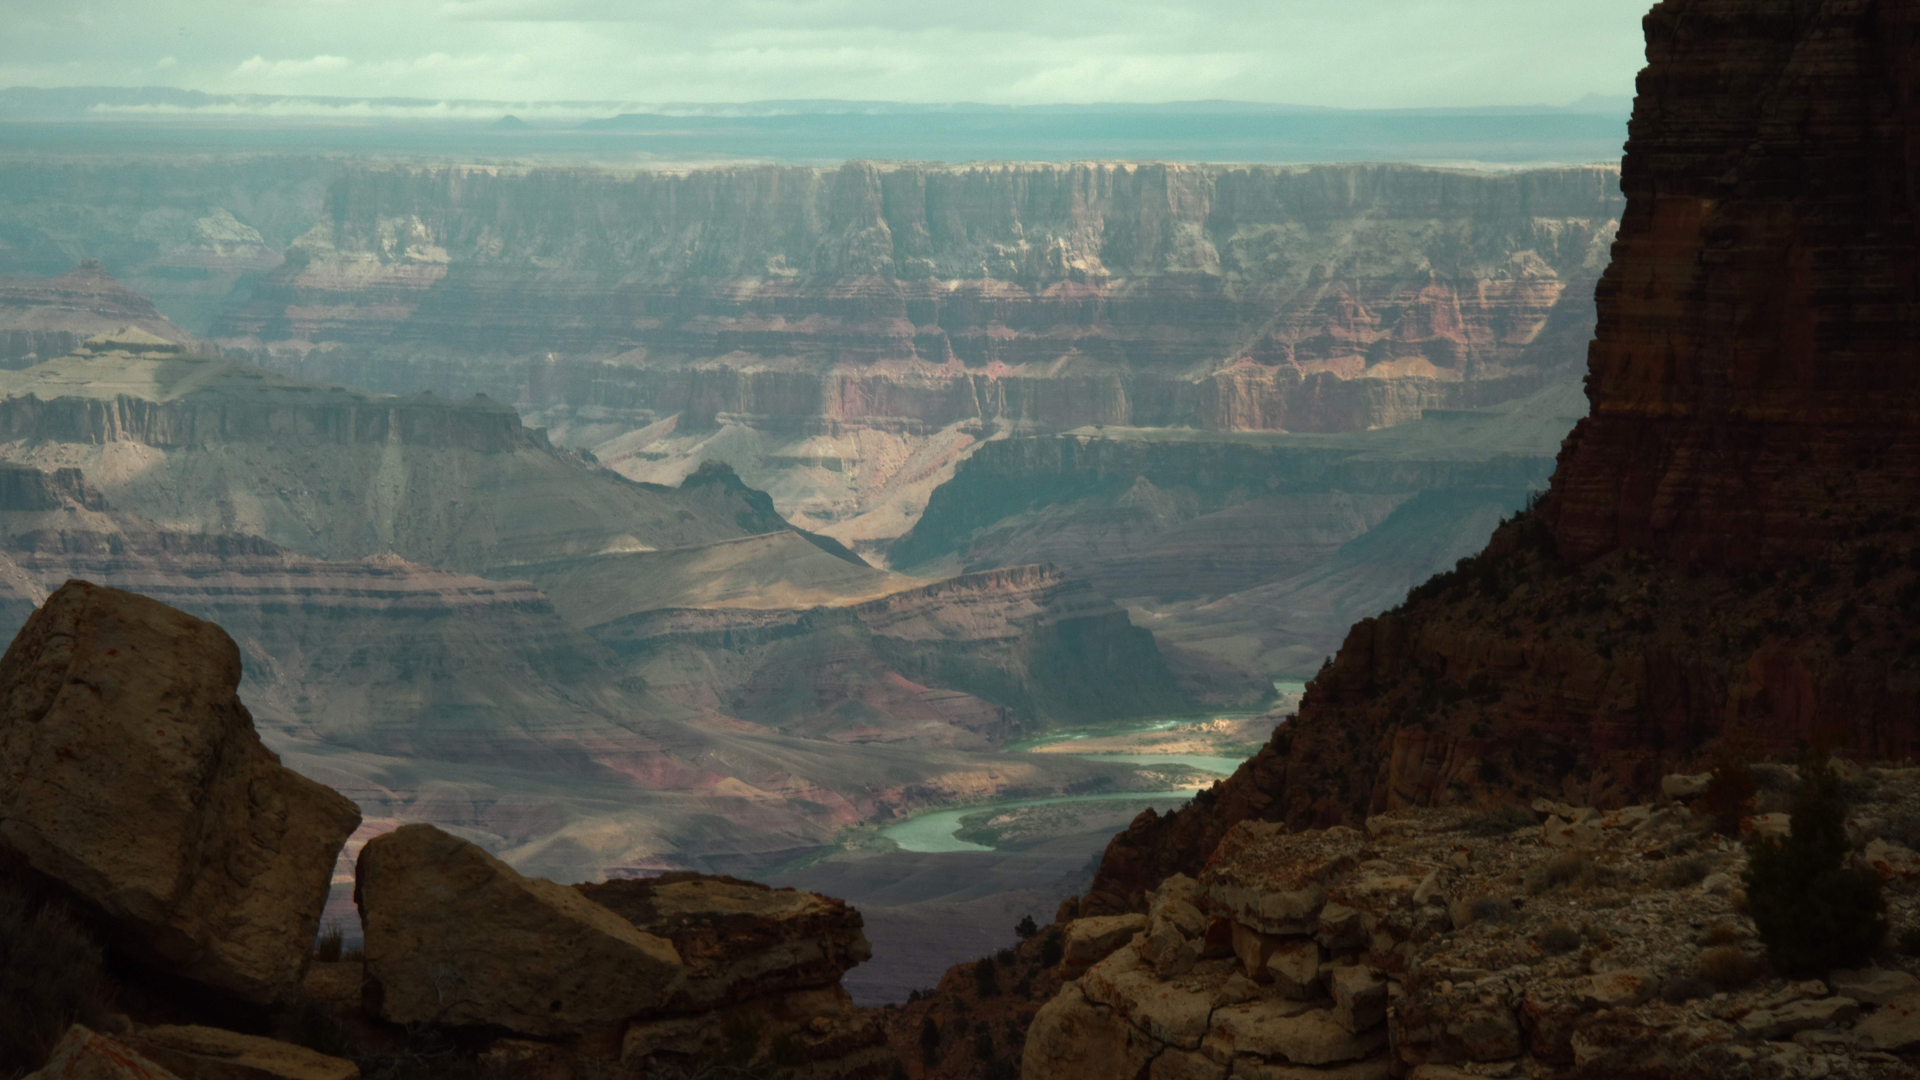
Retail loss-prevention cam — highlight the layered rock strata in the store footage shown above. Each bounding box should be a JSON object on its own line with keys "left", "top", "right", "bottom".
{"left": 1078, "top": 0, "right": 1920, "bottom": 912}
{"left": 1027, "top": 784, "right": 1920, "bottom": 1080}
{"left": 894, "top": 379, "right": 1584, "bottom": 679}
{"left": 0, "top": 580, "right": 360, "bottom": 1003}
{"left": 355, "top": 823, "right": 887, "bottom": 1075}
{"left": 0, "top": 262, "right": 193, "bottom": 367}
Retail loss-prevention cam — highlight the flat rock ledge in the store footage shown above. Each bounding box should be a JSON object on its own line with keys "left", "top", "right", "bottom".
{"left": 1024, "top": 771, "right": 1920, "bottom": 1080}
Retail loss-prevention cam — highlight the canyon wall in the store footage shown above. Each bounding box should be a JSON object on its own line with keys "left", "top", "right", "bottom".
{"left": 893, "top": 380, "right": 1582, "bottom": 677}
{"left": 0, "top": 156, "right": 1619, "bottom": 546}
{"left": 1079, "top": 0, "right": 1920, "bottom": 913}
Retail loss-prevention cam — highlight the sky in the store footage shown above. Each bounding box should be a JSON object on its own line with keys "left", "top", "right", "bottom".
{"left": 1, "top": 0, "right": 1654, "bottom": 111}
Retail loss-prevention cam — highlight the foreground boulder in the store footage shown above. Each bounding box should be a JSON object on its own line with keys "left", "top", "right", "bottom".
{"left": 576, "top": 872, "right": 871, "bottom": 1011}
{"left": 0, "top": 581, "right": 361, "bottom": 1003}
{"left": 355, "top": 823, "right": 686, "bottom": 1036}
{"left": 25, "top": 1027, "right": 178, "bottom": 1080}
{"left": 121, "top": 1028, "right": 357, "bottom": 1080}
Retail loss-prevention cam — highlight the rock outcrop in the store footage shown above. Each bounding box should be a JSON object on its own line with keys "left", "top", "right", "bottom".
{"left": 1077, "top": 0, "right": 1920, "bottom": 913}
{"left": 354, "top": 823, "right": 685, "bottom": 1035}
{"left": 1027, "top": 782, "right": 1920, "bottom": 1080}
{"left": 355, "top": 823, "right": 887, "bottom": 1075}
{"left": 120, "top": 1027, "right": 358, "bottom": 1080}
{"left": 24, "top": 1027, "right": 178, "bottom": 1080}
{"left": 0, "top": 263, "right": 193, "bottom": 367}
{"left": 0, "top": 580, "right": 360, "bottom": 1003}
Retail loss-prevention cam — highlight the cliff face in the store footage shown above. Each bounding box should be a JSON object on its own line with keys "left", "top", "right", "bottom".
{"left": 0, "top": 261, "right": 193, "bottom": 366}
{"left": 0, "top": 158, "right": 1619, "bottom": 549}
{"left": 893, "top": 380, "right": 1583, "bottom": 679}
{"left": 231, "top": 162, "right": 1615, "bottom": 434}
{"left": 1079, "top": 0, "right": 1920, "bottom": 913}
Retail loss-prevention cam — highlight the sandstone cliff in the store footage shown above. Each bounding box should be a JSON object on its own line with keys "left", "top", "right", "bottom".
{"left": 1078, "top": 0, "right": 1920, "bottom": 915}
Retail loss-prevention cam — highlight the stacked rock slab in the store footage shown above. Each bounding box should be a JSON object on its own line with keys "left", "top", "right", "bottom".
{"left": 0, "top": 580, "right": 360, "bottom": 1003}
{"left": 356, "top": 825, "right": 887, "bottom": 1076}
{"left": 1079, "top": 0, "right": 1920, "bottom": 914}
{"left": 1026, "top": 781, "right": 1920, "bottom": 1080}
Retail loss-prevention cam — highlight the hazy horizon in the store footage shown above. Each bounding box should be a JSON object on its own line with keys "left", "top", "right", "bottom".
{"left": 3, "top": 1, "right": 1652, "bottom": 111}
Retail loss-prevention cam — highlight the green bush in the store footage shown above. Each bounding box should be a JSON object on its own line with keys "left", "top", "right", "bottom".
{"left": 919, "top": 1017, "right": 941, "bottom": 1067}
{"left": 1014, "top": 914, "right": 1039, "bottom": 940}
{"left": 1038, "top": 930, "right": 1064, "bottom": 969}
{"left": 0, "top": 876, "right": 113, "bottom": 1074}
{"left": 974, "top": 955, "right": 999, "bottom": 998}
{"left": 1744, "top": 757, "right": 1887, "bottom": 978}
{"left": 314, "top": 920, "right": 345, "bottom": 963}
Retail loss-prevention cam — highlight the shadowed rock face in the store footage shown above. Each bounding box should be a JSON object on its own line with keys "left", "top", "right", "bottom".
{"left": 0, "top": 263, "right": 192, "bottom": 367}
{"left": 1076, "top": 0, "right": 1920, "bottom": 913}
{"left": 0, "top": 580, "right": 361, "bottom": 1003}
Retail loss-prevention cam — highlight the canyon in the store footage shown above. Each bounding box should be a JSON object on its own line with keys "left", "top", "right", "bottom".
{"left": 0, "top": 327, "right": 1196, "bottom": 888}
{"left": 0, "top": 157, "right": 1620, "bottom": 560}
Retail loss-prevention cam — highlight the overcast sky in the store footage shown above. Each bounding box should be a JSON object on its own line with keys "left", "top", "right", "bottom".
{"left": 2, "top": 0, "right": 1653, "bottom": 110}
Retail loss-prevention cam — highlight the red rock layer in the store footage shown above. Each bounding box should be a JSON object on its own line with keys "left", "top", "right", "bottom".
{"left": 1079, "top": 0, "right": 1920, "bottom": 913}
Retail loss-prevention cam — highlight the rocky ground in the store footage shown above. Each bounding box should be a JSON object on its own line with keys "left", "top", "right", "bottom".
{"left": 1022, "top": 770, "right": 1920, "bottom": 1079}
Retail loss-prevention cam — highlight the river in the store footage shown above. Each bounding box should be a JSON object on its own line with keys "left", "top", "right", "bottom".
{"left": 880, "top": 683, "right": 1304, "bottom": 853}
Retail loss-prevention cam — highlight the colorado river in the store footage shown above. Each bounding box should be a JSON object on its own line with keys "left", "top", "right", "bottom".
{"left": 880, "top": 684, "right": 1307, "bottom": 853}
{"left": 880, "top": 787, "right": 1204, "bottom": 853}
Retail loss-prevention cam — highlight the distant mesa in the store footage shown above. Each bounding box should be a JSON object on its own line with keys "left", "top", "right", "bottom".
{"left": 493, "top": 113, "right": 528, "bottom": 129}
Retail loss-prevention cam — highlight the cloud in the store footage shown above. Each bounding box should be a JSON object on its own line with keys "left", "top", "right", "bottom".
{"left": 0, "top": 0, "right": 1658, "bottom": 109}
{"left": 231, "top": 54, "right": 354, "bottom": 79}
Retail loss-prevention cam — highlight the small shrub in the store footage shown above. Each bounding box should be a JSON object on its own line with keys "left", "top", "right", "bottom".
{"left": 0, "top": 877, "right": 114, "bottom": 1075}
{"left": 1662, "top": 975, "right": 1717, "bottom": 1004}
{"left": 974, "top": 955, "right": 1000, "bottom": 998}
{"left": 314, "top": 920, "right": 345, "bottom": 963}
{"left": 919, "top": 1017, "right": 941, "bottom": 1066}
{"left": 1014, "top": 914, "right": 1039, "bottom": 940}
{"left": 1703, "top": 760, "right": 1758, "bottom": 837}
{"left": 1462, "top": 806, "right": 1535, "bottom": 837}
{"left": 1470, "top": 897, "right": 1516, "bottom": 925}
{"left": 890, "top": 1063, "right": 910, "bottom": 1080}
{"left": 1038, "top": 930, "right": 1064, "bottom": 969}
{"left": 1527, "top": 854, "right": 1593, "bottom": 895}
{"left": 1744, "top": 755, "right": 1887, "bottom": 977}
{"left": 1659, "top": 856, "right": 1713, "bottom": 889}
{"left": 1699, "top": 923, "right": 1744, "bottom": 948}
{"left": 995, "top": 947, "right": 1016, "bottom": 967}
{"left": 1539, "top": 922, "right": 1582, "bottom": 955}
{"left": 1697, "top": 946, "right": 1766, "bottom": 990}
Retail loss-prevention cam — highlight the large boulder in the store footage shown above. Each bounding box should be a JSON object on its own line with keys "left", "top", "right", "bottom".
{"left": 0, "top": 582, "right": 361, "bottom": 1003}
{"left": 354, "top": 823, "right": 685, "bottom": 1036}
{"left": 575, "top": 872, "right": 869, "bottom": 1012}
{"left": 25, "top": 1027, "right": 178, "bottom": 1080}
{"left": 121, "top": 1028, "right": 357, "bottom": 1080}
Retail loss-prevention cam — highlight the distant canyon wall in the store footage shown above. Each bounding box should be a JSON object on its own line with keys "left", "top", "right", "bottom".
{"left": 221, "top": 161, "right": 1620, "bottom": 435}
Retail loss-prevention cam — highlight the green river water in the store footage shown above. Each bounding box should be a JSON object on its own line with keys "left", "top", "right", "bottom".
{"left": 878, "top": 682, "right": 1306, "bottom": 853}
